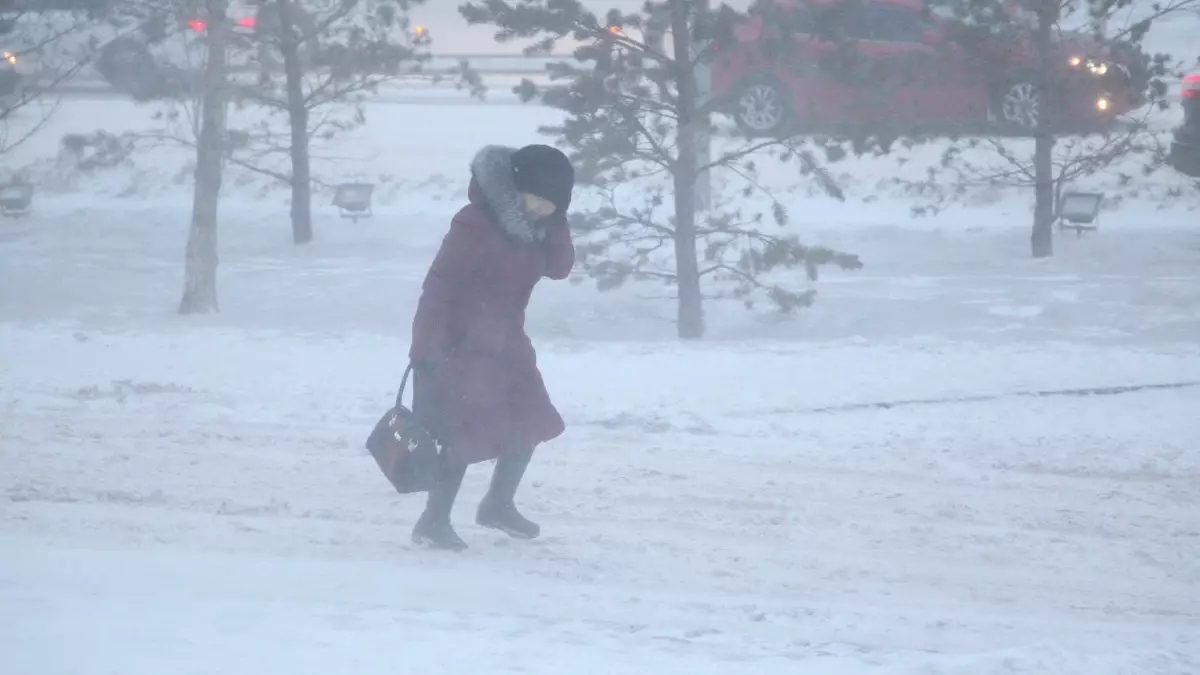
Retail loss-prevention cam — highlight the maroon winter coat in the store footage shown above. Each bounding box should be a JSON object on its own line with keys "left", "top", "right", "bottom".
{"left": 409, "top": 145, "right": 575, "bottom": 464}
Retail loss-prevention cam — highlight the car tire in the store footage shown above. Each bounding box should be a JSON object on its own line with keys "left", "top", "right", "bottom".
{"left": 991, "top": 77, "right": 1041, "bottom": 133}
{"left": 733, "top": 77, "right": 792, "bottom": 137}
{"left": 97, "top": 38, "right": 160, "bottom": 98}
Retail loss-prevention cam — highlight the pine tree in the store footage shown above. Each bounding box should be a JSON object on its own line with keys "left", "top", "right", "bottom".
{"left": 232, "top": 0, "right": 434, "bottom": 244}
{"left": 461, "top": 0, "right": 862, "bottom": 339}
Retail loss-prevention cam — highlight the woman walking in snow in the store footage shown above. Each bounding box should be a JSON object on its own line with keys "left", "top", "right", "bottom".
{"left": 407, "top": 144, "right": 576, "bottom": 551}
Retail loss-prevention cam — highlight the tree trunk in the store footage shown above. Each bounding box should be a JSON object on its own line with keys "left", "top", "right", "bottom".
{"left": 692, "top": 0, "right": 712, "bottom": 213}
{"left": 278, "top": 0, "right": 312, "bottom": 245}
{"left": 670, "top": 0, "right": 704, "bottom": 339}
{"left": 1031, "top": 132, "right": 1054, "bottom": 258}
{"left": 179, "top": 0, "right": 230, "bottom": 315}
{"left": 1030, "top": 3, "right": 1057, "bottom": 259}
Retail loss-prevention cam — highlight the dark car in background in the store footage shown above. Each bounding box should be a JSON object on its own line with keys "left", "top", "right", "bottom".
{"left": 1168, "top": 73, "right": 1199, "bottom": 177}
{"left": 711, "top": 0, "right": 1142, "bottom": 138}
{"left": 0, "top": 0, "right": 260, "bottom": 100}
{"left": 1, "top": 0, "right": 405, "bottom": 101}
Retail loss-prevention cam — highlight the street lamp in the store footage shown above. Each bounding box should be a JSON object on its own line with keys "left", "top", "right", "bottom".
{"left": 1056, "top": 191, "right": 1104, "bottom": 235}
{"left": 0, "top": 181, "right": 33, "bottom": 217}
{"left": 333, "top": 182, "right": 373, "bottom": 222}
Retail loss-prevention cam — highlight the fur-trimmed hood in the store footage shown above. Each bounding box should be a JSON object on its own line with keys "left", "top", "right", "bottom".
{"left": 469, "top": 145, "right": 548, "bottom": 243}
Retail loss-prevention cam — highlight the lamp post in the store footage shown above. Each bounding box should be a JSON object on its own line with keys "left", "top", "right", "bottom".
{"left": 1056, "top": 191, "right": 1104, "bottom": 236}
{"left": 0, "top": 181, "right": 33, "bottom": 217}
{"left": 333, "top": 182, "right": 374, "bottom": 222}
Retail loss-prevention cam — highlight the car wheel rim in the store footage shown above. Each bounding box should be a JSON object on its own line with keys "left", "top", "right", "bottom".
{"left": 1002, "top": 82, "right": 1039, "bottom": 128}
{"left": 739, "top": 84, "right": 783, "bottom": 131}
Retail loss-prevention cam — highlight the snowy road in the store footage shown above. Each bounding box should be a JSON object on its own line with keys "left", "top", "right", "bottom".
{"left": 3, "top": 325, "right": 1199, "bottom": 674}
{"left": 3, "top": 194, "right": 1199, "bottom": 673}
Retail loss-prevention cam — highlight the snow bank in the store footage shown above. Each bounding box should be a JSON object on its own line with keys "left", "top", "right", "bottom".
{"left": 4, "top": 91, "right": 1197, "bottom": 237}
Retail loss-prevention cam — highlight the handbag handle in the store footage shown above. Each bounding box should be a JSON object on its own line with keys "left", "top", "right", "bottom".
{"left": 395, "top": 363, "right": 413, "bottom": 409}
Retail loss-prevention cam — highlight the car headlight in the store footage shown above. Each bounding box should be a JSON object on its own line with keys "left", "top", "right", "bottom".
{"left": 2, "top": 51, "right": 14, "bottom": 65}
{"left": 1067, "top": 55, "right": 1110, "bottom": 76}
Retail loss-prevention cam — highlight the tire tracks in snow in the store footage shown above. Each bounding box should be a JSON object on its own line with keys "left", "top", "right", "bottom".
{"left": 798, "top": 380, "right": 1200, "bottom": 415}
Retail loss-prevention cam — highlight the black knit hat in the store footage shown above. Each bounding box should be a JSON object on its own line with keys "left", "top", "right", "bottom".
{"left": 511, "top": 144, "right": 575, "bottom": 214}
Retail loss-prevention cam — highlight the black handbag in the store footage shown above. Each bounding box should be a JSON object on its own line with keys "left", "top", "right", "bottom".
{"left": 365, "top": 364, "right": 442, "bottom": 494}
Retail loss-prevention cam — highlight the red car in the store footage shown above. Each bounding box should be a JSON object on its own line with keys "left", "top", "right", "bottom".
{"left": 710, "top": 0, "right": 1140, "bottom": 137}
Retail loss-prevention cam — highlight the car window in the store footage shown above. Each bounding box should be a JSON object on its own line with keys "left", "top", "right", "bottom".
{"left": 778, "top": 5, "right": 813, "bottom": 36}
{"left": 866, "top": 5, "right": 926, "bottom": 43}
{"left": 810, "top": 3, "right": 871, "bottom": 41}
{"left": 6, "top": 0, "right": 110, "bottom": 13}
{"left": 844, "top": 7, "right": 872, "bottom": 39}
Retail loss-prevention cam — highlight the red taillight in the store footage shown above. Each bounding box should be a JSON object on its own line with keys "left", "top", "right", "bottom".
{"left": 1183, "top": 74, "right": 1199, "bottom": 99}
{"left": 186, "top": 16, "right": 253, "bottom": 31}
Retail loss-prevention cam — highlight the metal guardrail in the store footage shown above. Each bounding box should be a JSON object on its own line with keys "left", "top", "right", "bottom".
{"left": 424, "top": 54, "right": 581, "bottom": 74}
{"left": 28, "top": 53, "right": 565, "bottom": 94}
{"left": 25, "top": 52, "right": 1186, "bottom": 102}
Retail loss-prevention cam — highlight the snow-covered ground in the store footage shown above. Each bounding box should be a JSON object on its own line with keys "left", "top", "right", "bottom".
{"left": 2, "top": 96, "right": 1199, "bottom": 674}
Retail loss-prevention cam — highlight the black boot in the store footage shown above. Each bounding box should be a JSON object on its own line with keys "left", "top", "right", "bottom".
{"left": 477, "top": 449, "right": 540, "bottom": 539}
{"left": 412, "top": 455, "right": 468, "bottom": 551}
